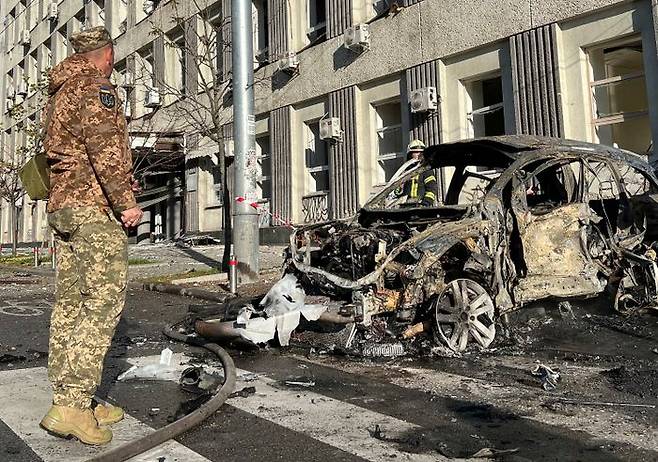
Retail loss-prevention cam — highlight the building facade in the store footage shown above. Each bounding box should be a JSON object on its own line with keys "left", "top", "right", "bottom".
{"left": 1, "top": 0, "right": 657, "bottom": 246}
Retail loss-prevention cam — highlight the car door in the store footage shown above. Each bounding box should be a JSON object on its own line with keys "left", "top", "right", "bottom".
{"left": 509, "top": 158, "right": 606, "bottom": 305}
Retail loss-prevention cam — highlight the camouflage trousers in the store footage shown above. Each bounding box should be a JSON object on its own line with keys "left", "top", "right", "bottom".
{"left": 47, "top": 206, "right": 127, "bottom": 410}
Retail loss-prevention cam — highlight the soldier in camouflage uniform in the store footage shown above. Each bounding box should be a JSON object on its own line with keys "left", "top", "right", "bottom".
{"left": 39, "top": 27, "right": 143, "bottom": 446}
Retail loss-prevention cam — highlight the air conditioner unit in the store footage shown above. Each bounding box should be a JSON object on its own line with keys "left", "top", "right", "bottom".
{"left": 277, "top": 52, "right": 299, "bottom": 74}
{"left": 48, "top": 2, "right": 59, "bottom": 20}
{"left": 20, "top": 30, "right": 31, "bottom": 45}
{"left": 319, "top": 117, "right": 342, "bottom": 141}
{"left": 144, "top": 87, "right": 161, "bottom": 107}
{"left": 410, "top": 86, "right": 438, "bottom": 113}
{"left": 344, "top": 24, "right": 370, "bottom": 52}
{"left": 255, "top": 48, "right": 269, "bottom": 65}
{"left": 122, "top": 71, "right": 135, "bottom": 87}
{"left": 143, "top": 0, "right": 155, "bottom": 14}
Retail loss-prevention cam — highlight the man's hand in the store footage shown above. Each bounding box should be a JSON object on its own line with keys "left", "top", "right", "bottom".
{"left": 131, "top": 179, "right": 142, "bottom": 194}
{"left": 121, "top": 206, "right": 143, "bottom": 228}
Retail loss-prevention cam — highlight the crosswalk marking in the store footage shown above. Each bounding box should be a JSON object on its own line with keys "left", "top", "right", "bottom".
{"left": 127, "top": 353, "right": 450, "bottom": 462}
{"left": 0, "top": 356, "right": 451, "bottom": 462}
{"left": 227, "top": 371, "right": 447, "bottom": 462}
{"left": 0, "top": 367, "right": 211, "bottom": 462}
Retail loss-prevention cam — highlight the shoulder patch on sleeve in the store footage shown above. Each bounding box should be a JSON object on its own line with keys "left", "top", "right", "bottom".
{"left": 99, "top": 87, "right": 116, "bottom": 109}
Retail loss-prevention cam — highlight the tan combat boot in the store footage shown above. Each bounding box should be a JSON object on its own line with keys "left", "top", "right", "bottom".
{"left": 40, "top": 405, "right": 112, "bottom": 446}
{"left": 93, "top": 403, "right": 125, "bottom": 425}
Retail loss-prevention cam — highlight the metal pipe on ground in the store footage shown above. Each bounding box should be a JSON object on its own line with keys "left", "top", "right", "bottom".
{"left": 86, "top": 325, "right": 237, "bottom": 462}
{"left": 141, "top": 282, "right": 233, "bottom": 302}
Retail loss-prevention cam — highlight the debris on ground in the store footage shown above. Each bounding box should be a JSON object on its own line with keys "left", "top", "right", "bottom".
{"left": 179, "top": 366, "right": 222, "bottom": 394}
{"left": 601, "top": 366, "right": 658, "bottom": 399}
{"left": 175, "top": 235, "right": 221, "bottom": 247}
{"left": 238, "top": 372, "right": 260, "bottom": 382}
{"left": 546, "top": 398, "right": 656, "bottom": 409}
{"left": 557, "top": 301, "right": 576, "bottom": 320}
{"left": 531, "top": 363, "right": 561, "bottom": 391}
{"left": 468, "top": 447, "right": 520, "bottom": 459}
{"left": 169, "top": 393, "right": 213, "bottom": 422}
{"left": 284, "top": 379, "right": 316, "bottom": 388}
{"left": 194, "top": 275, "right": 329, "bottom": 346}
{"left": 229, "top": 386, "right": 256, "bottom": 398}
{"left": 367, "top": 424, "right": 384, "bottom": 439}
{"left": 0, "top": 353, "right": 26, "bottom": 364}
{"left": 362, "top": 342, "right": 405, "bottom": 358}
{"left": 118, "top": 348, "right": 178, "bottom": 381}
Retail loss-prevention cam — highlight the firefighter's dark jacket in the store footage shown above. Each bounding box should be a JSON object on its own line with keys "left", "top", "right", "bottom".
{"left": 403, "top": 169, "right": 438, "bottom": 206}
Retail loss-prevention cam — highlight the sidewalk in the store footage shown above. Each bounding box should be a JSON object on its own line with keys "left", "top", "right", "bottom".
{"left": 127, "top": 243, "right": 286, "bottom": 284}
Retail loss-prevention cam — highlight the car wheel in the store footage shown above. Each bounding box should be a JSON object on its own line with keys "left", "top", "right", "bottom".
{"left": 433, "top": 278, "right": 496, "bottom": 352}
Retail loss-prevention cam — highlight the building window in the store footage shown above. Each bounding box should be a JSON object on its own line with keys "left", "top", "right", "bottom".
{"left": 166, "top": 33, "right": 186, "bottom": 96}
{"left": 45, "top": 46, "right": 52, "bottom": 70}
{"left": 256, "top": 135, "right": 272, "bottom": 200}
{"left": 304, "top": 121, "right": 329, "bottom": 193}
{"left": 374, "top": 101, "right": 404, "bottom": 184}
{"left": 307, "top": 0, "right": 326, "bottom": 42}
{"left": 136, "top": 49, "right": 155, "bottom": 87}
{"left": 253, "top": 0, "right": 269, "bottom": 65}
{"left": 589, "top": 40, "right": 651, "bottom": 155}
{"left": 465, "top": 75, "right": 505, "bottom": 138}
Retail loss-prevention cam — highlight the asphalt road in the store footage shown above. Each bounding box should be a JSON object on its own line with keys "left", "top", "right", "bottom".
{"left": 0, "top": 266, "right": 656, "bottom": 462}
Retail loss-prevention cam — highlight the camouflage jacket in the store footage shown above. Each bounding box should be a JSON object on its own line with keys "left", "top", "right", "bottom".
{"left": 43, "top": 54, "right": 136, "bottom": 214}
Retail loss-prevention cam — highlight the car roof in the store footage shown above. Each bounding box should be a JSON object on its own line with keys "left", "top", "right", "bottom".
{"left": 423, "top": 135, "right": 652, "bottom": 171}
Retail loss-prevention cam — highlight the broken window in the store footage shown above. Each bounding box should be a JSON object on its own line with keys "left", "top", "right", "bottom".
{"left": 456, "top": 167, "right": 504, "bottom": 206}
{"left": 304, "top": 121, "right": 329, "bottom": 193}
{"left": 374, "top": 101, "right": 404, "bottom": 185}
{"left": 589, "top": 40, "right": 651, "bottom": 155}
{"left": 520, "top": 161, "right": 581, "bottom": 215}
{"left": 465, "top": 75, "right": 505, "bottom": 139}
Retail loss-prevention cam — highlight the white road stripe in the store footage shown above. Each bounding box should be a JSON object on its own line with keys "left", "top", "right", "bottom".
{"left": 227, "top": 371, "right": 449, "bottom": 462}
{"left": 126, "top": 353, "right": 451, "bottom": 462}
{"left": 0, "top": 367, "right": 211, "bottom": 462}
{"left": 0, "top": 355, "right": 455, "bottom": 462}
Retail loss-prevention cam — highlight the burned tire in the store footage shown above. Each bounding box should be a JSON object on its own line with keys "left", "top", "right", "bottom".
{"left": 433, "top": 278, "right": 496, "bottom": 352}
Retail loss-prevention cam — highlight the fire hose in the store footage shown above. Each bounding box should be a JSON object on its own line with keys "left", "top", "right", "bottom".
{"left": 86, "top": 325, "right": 237, "bottom": 462}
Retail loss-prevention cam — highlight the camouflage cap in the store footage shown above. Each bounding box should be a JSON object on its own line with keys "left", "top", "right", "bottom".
{"left": 70, "top": 26, "right": 113, "bottom": 54}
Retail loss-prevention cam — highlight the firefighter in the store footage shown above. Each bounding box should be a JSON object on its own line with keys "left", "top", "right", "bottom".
{"left": 403, "top": 139, "right": 438, "bottom": 206}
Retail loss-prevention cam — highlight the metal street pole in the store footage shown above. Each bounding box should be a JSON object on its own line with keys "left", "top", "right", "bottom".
{"left": 231, "top": 0, "right": 259, "bottom": 284}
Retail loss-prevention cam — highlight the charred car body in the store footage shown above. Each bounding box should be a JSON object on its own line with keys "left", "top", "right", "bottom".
{"left": 286, "top": 135, "right": 658, "bottom": 352}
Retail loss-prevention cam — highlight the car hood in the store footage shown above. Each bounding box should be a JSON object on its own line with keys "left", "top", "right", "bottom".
{"left": 288, "top": 208, "right": 490, "bottom": 291}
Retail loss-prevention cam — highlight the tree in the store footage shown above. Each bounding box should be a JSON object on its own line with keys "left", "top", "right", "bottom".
{"left": 140, "top": 0, "right": 259, "bottom": 270}
{"left": 0, "top": 72, "right": 49, "bottom": 255}
{"left": 0, "top": 158, "right": 26, "bottom": 256}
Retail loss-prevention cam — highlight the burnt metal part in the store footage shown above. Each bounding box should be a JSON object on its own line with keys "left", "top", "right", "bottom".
{"left": 286, "top": 135, "right": 658, "bottom": 353}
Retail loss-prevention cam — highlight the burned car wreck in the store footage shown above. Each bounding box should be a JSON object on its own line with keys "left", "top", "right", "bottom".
{"left": 282, "top": 135, "right": 658, "bottom": 353}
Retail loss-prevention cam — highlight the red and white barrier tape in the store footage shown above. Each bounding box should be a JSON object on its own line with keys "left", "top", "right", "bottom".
{"left": 235, "top": 196, "right": 296, "bottom": 230}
